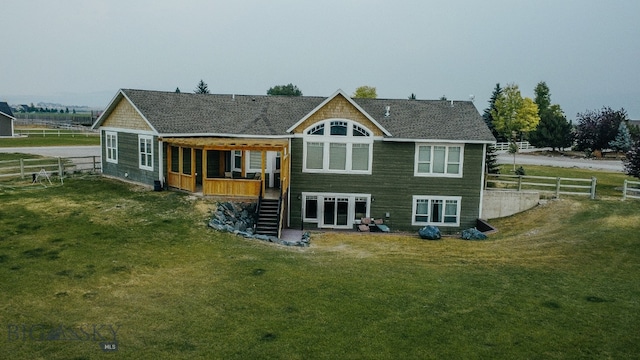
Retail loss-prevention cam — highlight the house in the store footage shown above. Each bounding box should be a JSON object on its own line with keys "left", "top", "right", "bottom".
{"left": 92, "top": 89, "right": 495, "bottom": 236}
{"left": 0, "top": 101, "right": 15, "bottom": 137}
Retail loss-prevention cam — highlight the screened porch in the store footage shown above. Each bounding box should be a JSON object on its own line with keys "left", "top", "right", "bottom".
{"left": 162, "top": 138, "right": 290, "bottom": 198}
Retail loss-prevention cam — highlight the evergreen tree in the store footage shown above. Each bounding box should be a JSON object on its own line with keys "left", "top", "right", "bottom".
{"left": 482, "top": 83, "right": 502, "bottom": 141}
{"left": 529, "top": 104, "right": 574, "bottom": 151}
{"left": 485, "top": 145, "right": 500, "bottom": 174}
{"left": 529, "top": 82, "right": 573, "bottom": 151}
{"left": 609, "top": 121, "right": 633, "bottom": 153}
{"left": 194, "top": 79, "right": 210, "bottom": 94}
{"left": 624, "top": 139, "right": 640, "bottom": 179}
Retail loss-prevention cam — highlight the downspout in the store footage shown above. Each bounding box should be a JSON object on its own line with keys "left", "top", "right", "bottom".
{"left": 478, "top": 143, "right": 488, "bottom": 219}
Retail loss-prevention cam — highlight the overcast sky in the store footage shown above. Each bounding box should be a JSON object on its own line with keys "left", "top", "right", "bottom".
{"left": 2, "top": 0, "right": 639, "bottom": 119}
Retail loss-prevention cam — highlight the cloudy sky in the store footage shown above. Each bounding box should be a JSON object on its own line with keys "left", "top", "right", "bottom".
{"left": 2, "top": 0, "right": 639, "bottom": 119}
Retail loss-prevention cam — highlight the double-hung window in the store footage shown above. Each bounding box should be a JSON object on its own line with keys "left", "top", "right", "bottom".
{"left": 138, "top": 135, "right": 154, "bottom": 171}
{"left": 414, "top": 144, "right": 463, "bottom": 177}
{"left": 303, "top": 120, "right": 373, "bottom": 174}
{"left": 412, "top": 196, "right": 461, "bottom": 226}
{"left": 105, "top": 131, "right": 117, "bottom": 163}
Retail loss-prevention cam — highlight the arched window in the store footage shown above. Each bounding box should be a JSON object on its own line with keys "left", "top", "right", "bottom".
{"left": 303, "top": 119, "right": 373, "bottom": 174}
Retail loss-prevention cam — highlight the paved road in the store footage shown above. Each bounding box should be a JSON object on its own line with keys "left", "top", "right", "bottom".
{"left": 0, "top": 146, "right": 101, "bottom": 158}
{"left": 497, "top": 152, "right": 624, "bottom": 172}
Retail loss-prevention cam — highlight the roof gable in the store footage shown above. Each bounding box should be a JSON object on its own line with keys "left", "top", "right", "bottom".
{"left": 287, "top": 90, "right": 391, "bottom": 136}
{"left": 93, "top": 91, "right": 156, "bottom": 132}
{"left": 0, "top": 102, "right": 15, "bottom": 119}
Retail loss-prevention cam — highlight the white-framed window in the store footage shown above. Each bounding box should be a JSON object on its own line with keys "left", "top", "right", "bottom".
{"left": 303, "top": 119, "right": 373, "bottom": 174}
{"left": 302, "top": 192, "right": 371, "bottom": 229}
{"left": 105, "top": 131, "right": 118, "bottom": 164}
{"left": 412, "top": 196, "right": 461, "bottom": 227}
{"left": 414, "top": 144, "right": 463, "bottom": 177}
{"left": 233, "top": 150, "right": 242, "bottom": 171}
{"left": 138, "top": 135, "right": 154, "bottom": 171}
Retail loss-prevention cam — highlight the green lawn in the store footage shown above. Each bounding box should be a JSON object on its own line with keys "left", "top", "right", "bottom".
{"left": 1, "top": 175, "right": 639, "bottom": 359}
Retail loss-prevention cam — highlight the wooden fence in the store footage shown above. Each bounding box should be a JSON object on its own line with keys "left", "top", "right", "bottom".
{"left": 0, "top": 156, "right": 101, "bottom": 180}
{"left": 493, "top": 141, "right": 536, "bottom": 152}
{"left": 486, "top": 173, "right": 597, "bottom": 199}
{"left": 622, "top": 180, "right": 640, "bottom": 200}
{"left": 14, "top": 129, "right": 99, "bottom": 137}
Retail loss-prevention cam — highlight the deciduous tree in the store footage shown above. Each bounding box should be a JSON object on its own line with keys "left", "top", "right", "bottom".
{"left": 352, "top": 86, "right": 377, "bottom": 99}
{"left": 491, "top": 84, "right": 540, "bottom": 170}
{"left": 575, "top": 107, "right": 627, "bottom": 154}
{"left": 267, "top": 83, "right": 302, "bottom": 96}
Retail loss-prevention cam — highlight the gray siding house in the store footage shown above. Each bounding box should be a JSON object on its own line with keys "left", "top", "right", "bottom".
{"left": 0, "top": 102, "right": 15, "bottom": 137}
{"left": 92, "top": 89, "right": 495, "bottom": 235}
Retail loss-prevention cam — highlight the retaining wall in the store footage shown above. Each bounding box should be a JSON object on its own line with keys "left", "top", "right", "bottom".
{"left": 482, "top": 190, "right": 540, "bottom": 220}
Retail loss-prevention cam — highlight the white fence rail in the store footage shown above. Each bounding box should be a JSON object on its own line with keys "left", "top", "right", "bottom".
{"left": 622, "top": 180, "right": 640, "bottom": 200}
{"left": 486, "top": 173, "right": 597, "bottom": 199}
{"left": 493, "top": 141, "right": 536, "bottom": 152}
{"left": 14, "top": 129, "right": 99, "bottom": 137}
{"left": 0, "top": 156, "right": 101, "bottom": 180}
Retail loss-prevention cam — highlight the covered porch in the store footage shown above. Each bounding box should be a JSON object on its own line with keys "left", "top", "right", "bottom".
{"left": 161, "top": 137, "right": 290, "bottom": 199}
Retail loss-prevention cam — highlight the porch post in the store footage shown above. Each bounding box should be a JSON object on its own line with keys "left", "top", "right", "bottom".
{"left": 261, "top": 150, "right": 267, "bottom": 195}
{"left": 158, "top": 140, "right": 164, "bottom": 185}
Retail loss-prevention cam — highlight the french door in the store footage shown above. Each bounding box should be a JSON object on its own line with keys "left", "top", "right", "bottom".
{"left": 322, "top": 197, "right": 350, "bottom": 228}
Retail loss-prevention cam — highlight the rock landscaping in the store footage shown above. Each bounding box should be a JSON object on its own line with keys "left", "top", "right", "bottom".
{"left": 208, "top": 201, "right": 310, "bottom": 247}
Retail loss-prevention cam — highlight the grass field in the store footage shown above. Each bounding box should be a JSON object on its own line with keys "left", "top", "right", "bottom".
{"left": 0, "top": 130, "right": 99, "bottom": 147}
{"left": 1, "top": 173, "right": 639, "bottom": 359}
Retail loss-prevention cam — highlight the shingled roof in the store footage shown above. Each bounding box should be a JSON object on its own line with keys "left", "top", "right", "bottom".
{"left": 95, "top": 89, "right": 495, "bottom": 142}
{"left": 0, "top": 102, "right": 15, "bottom": 118}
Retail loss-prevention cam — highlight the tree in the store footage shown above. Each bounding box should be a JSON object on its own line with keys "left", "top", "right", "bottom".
{"left": 352, "top": 86, "right": 377, "bottom": 98}
{"left": 609, "top": 121, "right": 633, "bottom": 153}
{"left": 533, "top": 82, "right": 551, "bottom": 114}
{"left": 628, "top": 121, "right": 640, "bottom": 142}
{"left": 491, "top": 84, "right": 540, "bottom": 138}
{"left": 485, "top": 145, "right": 500, "bottom": 174}
{"left": 194, "top": 79, "right": 210, "bottom": 94}
{"left": 575, "top": 107, "right": 627, "bottom": 155}
{"left": 267, "top": 83, "right": 302, "bottom": 96}
{"left": 529, "top": 82, "right": 573, "bottom": 151}
{"left": 624, "top": 139, "right": 640, "bottom": 179}
{"left": 482, "top": 83, "right": 503, "bottom": 141}
{"left": 408, "top": 93, "right": 416, "bottom": 100}
{"left": 491, "top": 84, "right": 540, "bottom": 170}
{"left": 439, "top": 95, "right": 448, "bottom": 101}
{"left": 175, "top": 87, "right": 181, "bottom": 93}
